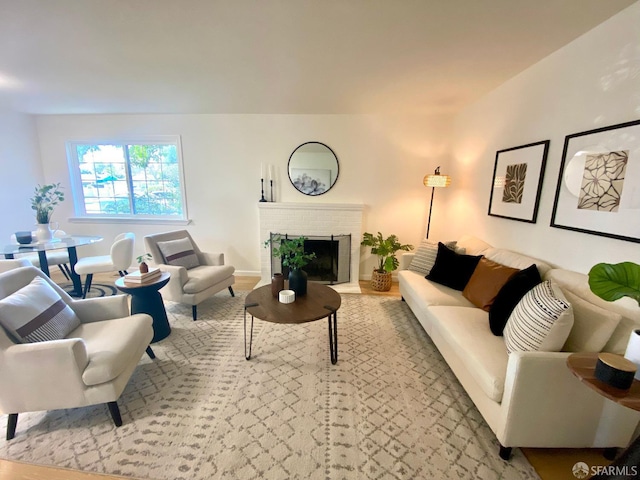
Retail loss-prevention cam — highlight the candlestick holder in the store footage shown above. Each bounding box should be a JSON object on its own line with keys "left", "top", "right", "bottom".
{"left": 270, "top": 180, "right": 274, "bottom": 202}
{"left": 259, "top": 178, "right": 267, "bottom": 202}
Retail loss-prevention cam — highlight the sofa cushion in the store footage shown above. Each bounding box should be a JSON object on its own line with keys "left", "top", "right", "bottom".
{"left": 484, "top": 248, "right": 552, "bottom": 277}
{"left": 408, "top": 240, "right": 457, "bottom": 276}
{"left": 456, "top": 235, "right": 493, "bottom": 255}
{"left": 462, "top": 258, "right": 519, "bottom": 312}
{"left": 398, "top": 270, "right": 476, "bottom": 308}
{"left": 489, "top": 264, "right": 542, "bottom": 336}
{"left": 430, "top": 306, "right": 509, "bottom": 402}
{"left": 427, "top": 242, "right": 483, "bottom": 291}
{"left": 561, "top": 290, "right": 622, "bottom": 352}
{"left": 545, "top": 269, "right": 640, "bottom": 354}
{"left": 504, "top": 281, "right": 573, "bottom": 353}
{"left": 157, "top": 237, "right": 200, "bottom": 270}
{"left": 71, "top": 314, "right": 152, "bottom": 386}
{"left": 0, "top": 276, "right": 81, "bottom": 343}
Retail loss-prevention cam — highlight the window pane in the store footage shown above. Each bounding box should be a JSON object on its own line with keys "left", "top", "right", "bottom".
{"left": 70, "top": 140, "right": 185, "bottom": 219}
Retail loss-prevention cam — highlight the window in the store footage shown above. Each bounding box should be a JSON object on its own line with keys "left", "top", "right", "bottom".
{"left": 67, "top": 137, "right": 187, "bottom": 221}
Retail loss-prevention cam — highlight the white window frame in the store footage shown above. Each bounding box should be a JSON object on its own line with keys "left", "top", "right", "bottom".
{"left": 66, "top": 136, "right": 190, "bottom": 225}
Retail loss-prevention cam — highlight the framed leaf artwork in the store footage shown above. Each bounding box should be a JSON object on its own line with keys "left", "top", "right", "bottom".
{"left": 550, "top": 119, "right": 640, "bottom": 243}
{"left": 488, "top": 140, "right": 550, "bottom": 223}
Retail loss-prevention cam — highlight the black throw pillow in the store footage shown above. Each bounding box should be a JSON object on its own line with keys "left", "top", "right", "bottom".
{"left": 426, "top": 242, "right": 483, "bottom": 291}
{"left": 489, "top": 264, "right": 542, "bottom": 336}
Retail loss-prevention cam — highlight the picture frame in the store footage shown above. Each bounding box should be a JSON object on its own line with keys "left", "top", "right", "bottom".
{"left": 550, "top": 119, "right": 640, "bottom": 243}
{"left": 488, "top": 140, "right": 549, "bottom": 223}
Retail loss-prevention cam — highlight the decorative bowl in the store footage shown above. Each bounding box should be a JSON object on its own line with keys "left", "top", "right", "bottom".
{"left": 279, "top": 289, "right": 295, "bottom": 304}
{"left": 15, "top": 231, "right": 33, "bottom": 245}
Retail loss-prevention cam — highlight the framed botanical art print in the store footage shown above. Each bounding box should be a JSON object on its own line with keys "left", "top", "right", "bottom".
{"left": 488, "top": 140, "right": 550, "bottom": 223}
{"left": 550, "top": 119, "right": 640, "bottom": 243}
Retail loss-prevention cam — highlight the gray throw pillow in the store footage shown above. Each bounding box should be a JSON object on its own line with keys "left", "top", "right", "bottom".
{"left": 157, "top": 237, "right": 201, "bottom": 269}
{"left": 0, "top": 276, "right": 81, "bottom": 343}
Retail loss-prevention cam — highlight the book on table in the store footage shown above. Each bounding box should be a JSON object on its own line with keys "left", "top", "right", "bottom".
{"left": 124, "top": 268, "right": 162, "bottom": 283}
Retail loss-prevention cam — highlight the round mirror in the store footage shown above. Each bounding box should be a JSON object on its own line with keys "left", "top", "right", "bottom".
{"left": 288, "top": 142, "right": 339, "bottom": 196}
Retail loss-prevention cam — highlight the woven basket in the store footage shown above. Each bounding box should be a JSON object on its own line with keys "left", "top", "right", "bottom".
{"left": 370, "top": 269, "right": 392, "bottom": 292}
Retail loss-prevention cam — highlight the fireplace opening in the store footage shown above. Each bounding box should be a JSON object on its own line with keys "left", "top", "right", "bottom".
{"left": 269, "top": 233, "right": 351, "bottom": 285}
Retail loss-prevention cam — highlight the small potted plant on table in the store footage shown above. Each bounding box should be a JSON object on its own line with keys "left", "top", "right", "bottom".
{"left": 30, "top": 183, "right": 64, "bottom": 241}
{"left": 361, "top": 232, "right": 413, "bottom": 292}
{"left": 137, "top": 253, "right": 153, "bottom": 273}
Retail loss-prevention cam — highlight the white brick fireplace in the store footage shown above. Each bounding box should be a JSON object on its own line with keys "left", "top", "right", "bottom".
{"left": 258, "top": 202, "right": 364, "bottom": 293}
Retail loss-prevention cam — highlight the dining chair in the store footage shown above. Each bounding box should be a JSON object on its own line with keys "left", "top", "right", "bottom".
{"left": 74, "top": 232, "right": 135, "bottom": 298}
{"left": 10, "top": 230, "right": 73, "bottom": 280}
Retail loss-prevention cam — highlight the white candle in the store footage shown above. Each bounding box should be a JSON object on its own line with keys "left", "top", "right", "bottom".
{"left": 261, "top": 163, "right": 265, "bottom": 179}
{"left": 269, "top": 165, "right": 274, "bottom": 181}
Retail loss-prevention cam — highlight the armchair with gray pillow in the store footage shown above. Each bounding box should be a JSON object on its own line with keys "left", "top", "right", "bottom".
{"left": 144, "top": 230, "right": 235, "bottom": 320}
{"left": 0, "top": 266, "right": 155, "bottom": 440}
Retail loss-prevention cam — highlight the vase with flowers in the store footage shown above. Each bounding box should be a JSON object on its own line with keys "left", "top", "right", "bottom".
{"left": 265, "top": 235, "right": 316, "bottom": 296}
{"left": 30, "top": 183, "right": 64, "bottom": 241}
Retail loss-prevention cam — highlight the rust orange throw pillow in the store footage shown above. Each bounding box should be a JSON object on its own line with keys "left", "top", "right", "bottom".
{"left": 462, "top": 258, "right": 519, "bottom": 312}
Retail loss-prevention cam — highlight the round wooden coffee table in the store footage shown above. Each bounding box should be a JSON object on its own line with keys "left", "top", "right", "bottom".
{"left": 244, "top": 282, "right": 342, "bottom": 364}
{"left": 115, "top": 271, "right": 172, "bottom": 343}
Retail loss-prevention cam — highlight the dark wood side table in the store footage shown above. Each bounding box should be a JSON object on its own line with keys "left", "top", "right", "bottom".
{"left": 115, "top": 271, "right": 172, "bottom": 343}
{"left": 244, "top": 282, "right": 342, "bottom": 364}
{"left": 567, "top": 353, "right": 640, "bottom": 478}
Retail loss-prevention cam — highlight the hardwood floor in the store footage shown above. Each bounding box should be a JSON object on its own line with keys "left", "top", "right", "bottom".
{"left": 0, "top": 274, "right": 611, "bottom": 480}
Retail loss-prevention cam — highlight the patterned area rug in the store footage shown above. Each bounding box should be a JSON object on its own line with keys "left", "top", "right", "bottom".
{"left": 0, "top": 292, "right": 539, "bottom": 480}
{"left": 58, "top": 282, "right": 118, "bottom": 298}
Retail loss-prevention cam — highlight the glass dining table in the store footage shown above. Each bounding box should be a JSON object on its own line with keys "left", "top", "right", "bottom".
{"left": 2, "top": 235, "right": 103, "bottom": 297}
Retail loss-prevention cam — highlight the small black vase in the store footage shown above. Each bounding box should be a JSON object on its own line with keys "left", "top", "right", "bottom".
{"left": 288, "top": 268, "right": 308, "bottom": 296}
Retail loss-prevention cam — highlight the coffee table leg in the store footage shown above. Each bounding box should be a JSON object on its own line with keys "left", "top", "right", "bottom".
{"left": 244, "top": 308, "right": 254, "bottom": 360}
{"left": 328, "top": 311, "right": 338, "bottom": 365}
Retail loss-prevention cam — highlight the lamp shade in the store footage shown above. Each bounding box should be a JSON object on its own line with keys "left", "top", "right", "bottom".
{"left": 423, "top": 167, "right": 451, "bottom": 188}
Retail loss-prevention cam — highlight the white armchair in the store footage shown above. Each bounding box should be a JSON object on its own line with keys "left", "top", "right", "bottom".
{"left": 0, "top": 266, "right": 155, "bottom": 440}
{"left": 144, "top": 230, "right": 235, "bottom": 320}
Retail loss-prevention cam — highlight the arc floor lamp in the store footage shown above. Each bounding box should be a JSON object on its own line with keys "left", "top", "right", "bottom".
{"left": 423, "top": 166, "right": 451, "bottom": 238}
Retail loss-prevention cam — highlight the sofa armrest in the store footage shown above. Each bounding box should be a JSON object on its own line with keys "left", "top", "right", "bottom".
{"left": 200, "top": 252, "right": 225, "bottom": 266}
{"left": 0, "top": 339, "right": 90, "bottom": 411}
{"left": 71, "top": 295, "right": 130, "bottom": 323}
{"left": 399, "top": 252, "right": 415, "bottom": 271}
{"left": 499, "top": 351, "right": 640, "bottom": 448}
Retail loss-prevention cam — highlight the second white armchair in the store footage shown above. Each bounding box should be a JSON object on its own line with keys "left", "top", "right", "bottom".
{"left": 144, "top": 230, "right": 235, "bottom": 320}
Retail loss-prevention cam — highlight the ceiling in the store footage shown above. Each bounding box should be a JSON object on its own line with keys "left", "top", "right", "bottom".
{"left": 0, "top": 0, "right": 635, "bottom": 115}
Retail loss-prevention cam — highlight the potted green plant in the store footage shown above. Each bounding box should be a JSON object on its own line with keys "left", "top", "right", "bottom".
{"left": 136, "top": 253, "right": 153, "bottom": 273}
{"left": 361, "top": 232, "right": 413, "bottom": 292}
{"left": 30, "top": 183, "right": 64, "bottom": 241}
{"left": 265, "top": 235, "right": 316, "bottom": 296}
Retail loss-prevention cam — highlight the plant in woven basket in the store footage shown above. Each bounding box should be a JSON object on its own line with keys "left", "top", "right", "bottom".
{"left": 361, "top": 232, "right": 413, "bottom": 291}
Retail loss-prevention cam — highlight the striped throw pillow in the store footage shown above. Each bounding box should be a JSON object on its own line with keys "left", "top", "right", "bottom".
{"left": 0, "top": 276, "right": 81, "bottom": 343}
{"left": 408, "top": 240, "right": 457, "bottom": 276}
{"left": 504, "top": 280, "right": 573, "bottom": 353}
{"left": 157, "top": 237, "right": 201, "bottom": 269}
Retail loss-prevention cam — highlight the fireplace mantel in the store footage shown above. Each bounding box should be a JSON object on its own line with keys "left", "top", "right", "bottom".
{"left": 258, "top": 202, "right": 364, "bottom": 293}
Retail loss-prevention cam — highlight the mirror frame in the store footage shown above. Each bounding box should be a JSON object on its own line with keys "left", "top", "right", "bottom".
{"left": 287, "top": 141, "right": 339, "bottom": 196}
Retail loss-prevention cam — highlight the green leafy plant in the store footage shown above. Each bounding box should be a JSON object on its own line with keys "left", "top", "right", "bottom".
{"left": 361, "top": 232, "right": 413, "bottom": 273}
{"left": 136, "top": 253, "right": 153, "bottom": 264}
{"left": 588, "top": 262, "right": 640, "bottom": 306}
{"left": 265, "top": 235, "right": 316, "bottom": 270}
{"left": 31, "top": 183, "right": 64, "bottom": 224}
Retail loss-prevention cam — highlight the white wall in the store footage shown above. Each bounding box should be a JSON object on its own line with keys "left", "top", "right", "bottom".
{"left": 0, "top": 113, "right": 43, "bottom": 243}
{"left": 442, "top": 2, "right": 640, "bottom": 273}
{"left": 35, "top": 113, "right": 452, "bottom": 275}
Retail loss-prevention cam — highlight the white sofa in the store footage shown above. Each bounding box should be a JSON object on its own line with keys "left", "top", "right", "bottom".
{"left": 398, "top": 235, "right": 640, "bottom": 459}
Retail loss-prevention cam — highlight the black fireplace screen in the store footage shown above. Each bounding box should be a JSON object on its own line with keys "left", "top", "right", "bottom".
{"left": 269, "top": 233, "right": 351, "bottom": 285}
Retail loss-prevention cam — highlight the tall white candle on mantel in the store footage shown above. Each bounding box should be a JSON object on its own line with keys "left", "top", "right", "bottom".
{"left": 269, "top": 165, "right": 274, "bottom": 182}
{"left": 261, "top": 163, "right": 265, "bottom": 180}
